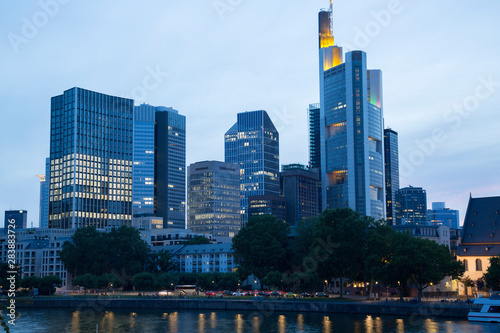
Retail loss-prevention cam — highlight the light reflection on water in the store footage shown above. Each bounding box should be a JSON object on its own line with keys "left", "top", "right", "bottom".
{"left": 11, "top": 308, "right": 499, "bottom": 332}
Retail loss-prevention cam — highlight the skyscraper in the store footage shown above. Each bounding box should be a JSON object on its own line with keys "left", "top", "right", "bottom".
{"left": 224, "top": 110, "right": 280, "bottom": 225}
{"left": 187, "top": 161, "right": 240, "bottom": 243}
{"left": 132, "top": 104, "right": 186, "bottom": 229}
{"left": 384, "top": 129, "right": 399, "bottom": 224}
{"left": 4, "top": 210, "right": 27, "bottom": 229}
{"left": 280, "top": 164, "right": 320, "bottom": 226}
{"left": 308, "top": 103, "right": 322, "bottom": 214}
{"left": 427, "top": 202, "right": 460, "bottom": 229}
{"left": 48, "top": 87, "right": 133, "bottom": 229}
{"left": 36, "top": 158, "right": 50, "bottom": 228}
{"left": 155, "top": 107, "right": 186, "bottom": 229}
{"left": 395, "top": 186, "right": 427, "bottom": 225}
{"left": 318, "top": 4, "right": 385, "bottom": 220}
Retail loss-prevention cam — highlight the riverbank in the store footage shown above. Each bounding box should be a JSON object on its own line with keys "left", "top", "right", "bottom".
{"left": 3, "top": 297, "right": 473, "bottom": 319}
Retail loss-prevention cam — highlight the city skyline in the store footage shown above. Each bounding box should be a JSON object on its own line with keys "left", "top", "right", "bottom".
{"left": 1, "top": 1, "right": 499, "bottom": 226}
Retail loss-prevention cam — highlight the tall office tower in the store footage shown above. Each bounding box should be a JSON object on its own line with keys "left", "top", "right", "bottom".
{"left": 427, "top": 202, "right": 460, "bottom": 229}
{"left": 48, "top": 87, "right": 133, "bottom": 229}
{"left": 224, "top": 110, "right": 280, "bottom": 225}
{"left": 35, "top": 158, "right": 50, "bottom": 228}
{"left": 318, "top": 4, "right": 385, "bottom": 220}
{"left": 395, "top": 186, "right": 427, "bottom": 225}
{"left": 384, "top": 129, "right": 399, "bottom": 224}
{"left": 187, "top": 161, "right": 240, "bottom": 243}
{"left": 155, "top": 107, "right": 186, "bottom": 229}
{"left": 308, "top": 103, "right": 322, "bottom": 214}
{"left": 248, "top": 195, "right": 286, "bottom": 222}
{"left": 4, "top": 210, "right": 28, "bottom": 229}
{"left": 280, "top": 164, "right": 320, "bottom": 226}
{"left": 132, "top": 104, "right": 156, "bottom": 218}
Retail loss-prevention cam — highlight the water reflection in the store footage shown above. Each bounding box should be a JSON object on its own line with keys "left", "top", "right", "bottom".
{"left": 13, "top": 308, "right": 495, "bottom": 333}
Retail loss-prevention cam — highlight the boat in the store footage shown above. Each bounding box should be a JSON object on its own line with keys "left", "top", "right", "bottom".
{"left": 468, "top": 293, "right": 500, "bottom": 323}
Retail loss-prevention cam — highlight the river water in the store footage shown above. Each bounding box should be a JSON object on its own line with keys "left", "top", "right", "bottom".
{"left": 10, "top": 308, "right": 500, "bottom": 332}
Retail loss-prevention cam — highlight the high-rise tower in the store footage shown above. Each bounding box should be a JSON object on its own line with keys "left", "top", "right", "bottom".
{"left": 224, "top": 110, "right": 280, "bottom": 225}
{"left": 384, "top": 128, "right": 399, "bottom": 224}
{"left": 318, "top": 3, "right": 385, "bottom": 220}
{"left": 48, "top": 87, "right": 133, "bottom": 229}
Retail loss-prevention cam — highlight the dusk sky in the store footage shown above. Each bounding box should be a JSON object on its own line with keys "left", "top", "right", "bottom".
{"left": 1, "top": 0, "right": 499, "bottom": 227}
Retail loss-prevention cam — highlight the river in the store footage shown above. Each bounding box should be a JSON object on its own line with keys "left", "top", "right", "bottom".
{"left": 10, "top": 308, "right": 500, "bottom": 332}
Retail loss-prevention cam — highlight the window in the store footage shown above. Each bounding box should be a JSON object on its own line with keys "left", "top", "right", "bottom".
{"left": 476, "top": 259, "right": 482, "bottom": 271}
{"left": 464, "top": 259, "right": 468, "bottom": 271}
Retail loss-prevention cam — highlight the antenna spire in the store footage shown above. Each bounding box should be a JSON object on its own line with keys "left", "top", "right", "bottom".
{"left": 329, "top": 0, "right": 334, "bottom": 37}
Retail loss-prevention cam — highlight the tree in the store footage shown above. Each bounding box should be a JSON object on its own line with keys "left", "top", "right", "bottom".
{"left": 59, "top": 227, "right": 106, "bottom": 276}
{"left": 20, "top": 276, "right": 41, "bottom": 293}
{"left": 262, "top": 271, "right": 283, "bottom": 291}
{"left": 408, "top": 238, "right": 464, "bottom": 302}
{"left": 0, "top": 263, "right": 21, "bottom": 293}
{"left": 483, "top": 256, "right": 500, "bottom": 291}
{"left": 146, "top": 250, "right": 178, "bottom": 273}
{"left": 39, "top": 275, "right": 62, "bottom": 296}
{"left": 309, "top": 208, "right": 371, "bottom": 298}
{"left": 97, "top": 273, "right": 121, "bottom": 291}
{"left": 72, "top": 274, "right": 98, "bottom": 295}
{"left": 156, "top": 273, "right": 179, "bottom": 291}
{"left": 232, "top": 215, "right": 291, "bottom": 280}
{"left": 461, "top": 276, "right": 475, "bottom": 298}
{"left": 132, "top": 273, "right": 156, "bottom": 291}
{"left": 184, "top": 236, "right": 211, "bottom": 245}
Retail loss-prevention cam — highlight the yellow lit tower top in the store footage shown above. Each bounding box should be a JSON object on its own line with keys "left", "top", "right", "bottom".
{"left": 319, "top": 0, "right": 343, "bottom": 70}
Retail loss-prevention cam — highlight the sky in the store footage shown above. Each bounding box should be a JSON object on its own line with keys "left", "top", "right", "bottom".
{"left": 0, "top": 0, "right": 499, "bottom": 227}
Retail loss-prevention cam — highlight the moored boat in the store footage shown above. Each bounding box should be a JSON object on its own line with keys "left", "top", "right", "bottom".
{"left": 468, "top": 294, "right": 500, "bottom": 323}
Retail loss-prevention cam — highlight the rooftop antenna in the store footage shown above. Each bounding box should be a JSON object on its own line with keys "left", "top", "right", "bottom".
{"left": 329, "top": 0, "right": 334, "bottom": 37}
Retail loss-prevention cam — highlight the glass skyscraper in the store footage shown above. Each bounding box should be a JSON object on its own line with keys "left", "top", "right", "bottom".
{"left": 395, "top": 186, "right": 427, "bottom": 225}
{"left": 132, "top": 104, "right": 186, "bottom": 229}
{"left": 35, "top": 158, "right": 50, "bottom": 228}
{"left": 384, "top": 129, "right": 399, "bottom": 225}
{"left": 427, "top": 202, "right": 459, "bottom": 229}
{"left": 224, "top": 110, "right": 280, "bottom": 225}
{"left": 48, "top": 87, "right": 133, "bottom": 229}
{"left": 154, "top": 107, "right": 186, "bottom": 229}
{"left": 318, "top": 5, "right": 385, "bottom": 220}
{"left": 187, "top": 160, "right": 240, "bottom": 243}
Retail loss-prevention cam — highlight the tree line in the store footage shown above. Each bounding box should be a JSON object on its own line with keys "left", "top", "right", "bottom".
{"left": 232, "top": 208, "right": 465, "bottom": 302}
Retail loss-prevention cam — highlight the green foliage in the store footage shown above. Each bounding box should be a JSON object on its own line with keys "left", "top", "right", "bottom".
{"left": 132, "top": 273, "right": 156, "bottom": 291}
{"left": 232, "top": 215, "right": 291, "bottom": 280}
{"left": 262, "top": 271, "right": 283, "bottom": 290}
{"left": 146, "top": 250, "right": 178, "bottom": 273}
{"left": 72, "top": 274, "right": 98, "bottom": 294}
{"left": 97, "top": 273, "right": 121, "bottom": 289}
{"left": 38, "top": 275, "right": 62, "bottom": 296}
{"left": 310, "top": 208, "right": 371, "bottom": 297}
{"left": 184, "top": 236, "right": 211, "bottom": 245}
{"left": 60, "top": 226, "right": 151, "bottom": 284}
{"left": 20, "top": 276, "right": 41, "bottom": 290}
{"left": 483, "top": 256, "right": 500, "bottom": 291}
{"left": 0, "top": 262, "right": 22, "bottom": 291}
{"left": 156, "top": 273, "right": 179, "bottom": 290}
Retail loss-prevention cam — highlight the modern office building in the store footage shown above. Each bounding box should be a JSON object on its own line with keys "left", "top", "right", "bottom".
{"left": 395, "top": 186, "right": 427, "bottom": 225}
{"left": 224, "top": 110, "right": 280, "bottom": 225}
{"left": 48, "top": 87, "right": 134, "bottom": 229}
{"left": 36, "top": 157, "right": 50, "bottom": 228}
{"left": 318, "top": 4, "right": 385, "bottom": 220}
{"left": 4, "top": 210, "right": 28, "bottom": 229}
{"left": 427, "top": 202, "right": 460, "bottom": 230}
{"left": 187, "top": 161, "right": 241, "bottom": 243}
{"left": 384, "top": 129, "right": 399, "bottom": 225}
{"left": 132, "top": 104, "right": 186, "bottom": 229}
{"left": 248, "top": 195, "right": 286, "bottom": 222}
{"left": 132, "top": 104, "right": 156, "bottom": 218}
{"left": 308, "top": 103, "right": 322, "bottom": 213}
{"left": 155, "top": 107, "right": 186, "bottom": 229}
{"left": 280, "top": 164, "right": 320, "bottom": 226}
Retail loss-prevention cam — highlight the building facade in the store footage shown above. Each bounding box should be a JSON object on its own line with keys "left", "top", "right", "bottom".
{"left": 224, "top": 110, "right": 280, "bottom": 225}
{"left": 36, "top": 157, "right": 50, "bottom": 228}
{"left": 48, "top": 87, "right": 133, "bottom": 229}
{"left": 395, "top": 186, "right": 427, "bottom": 225}
{"left": 155, "top": 107, "right": 186, "bottom": 229}
{"left": 187, "top": 161, "right": 241, "bottom": 243}
{"left": 308, "top": 104, "right": 322, "bottom": 213}
{"left": 457, "top": 196, "right": 500, "bottom": 295}
{"left": 384, "top": 129, "right": 399, "bottom": 225}
{"left": 280, "top": 164, "right": 320, "bottom": 226}
{"left": 4, "top": 210, "right": 28, "bottom": 229}
{"left": 318, "top": 6, "right": 385, "bottom": 220}
{"left": 427, "top": 202, "right": 460, "bottom": 230}
{"left": 248, "top": 195, "right": 286, "bottom": 222}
